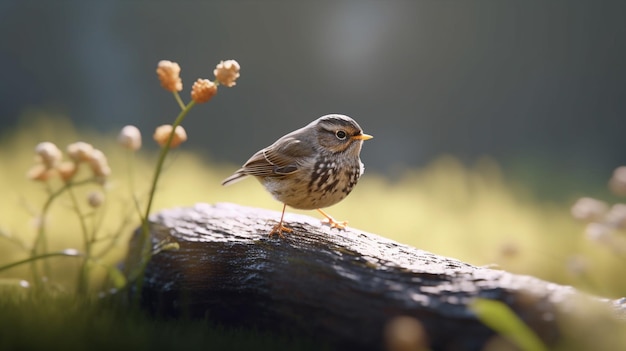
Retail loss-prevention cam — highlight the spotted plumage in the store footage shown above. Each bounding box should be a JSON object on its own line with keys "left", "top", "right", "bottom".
{"left": 221, "top": 114, "right": 372, "bottom": 238}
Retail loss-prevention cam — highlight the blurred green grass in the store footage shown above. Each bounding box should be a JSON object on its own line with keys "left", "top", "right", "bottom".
{"left": 0, "top": 112, "right": 624, "bottom": 298}
{"left": 0, "top": 291, "right": 326, "bottom": 351}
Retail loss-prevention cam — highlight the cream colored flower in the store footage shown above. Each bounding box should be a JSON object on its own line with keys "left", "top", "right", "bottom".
{"left": 26, "top": 164, "right": 53, "bottom": 182}
{"left": 609, "top": 166, "right": 626, "bottom": 196}
{"left": 191, "top": 79, "right": 218, "bottom": 103}
{"left": 571, "top": 197, "right": 608, "bottom": 222}
{"left": 88, "top": 149, "right": 111, "bottom": 178}
{"left": 118, "top": 125, "right": 142, "bottom": 151}
{"left": 67, "top": 142, "right": 94, "bottom": 163}
{"left": 57, "top": 161, "right": 78, "bottom": 182}
{"left": 156, "top": 60, "right": 183, "bottom": 92}
{"left": 35, "top": 142, "right": 62, "bottom": 169}
{"left": 213, "top": 60, "right": 240, "bottom": 87}
{"left": 606, "top": 203, "right": 626, "bottom": 229}
{"left": 585, "top": 222, "right": 612, "bottom": 243}
{"left": 87, "top": 191, "right": 105, "bottom": 208}
{"left": 153, "top": 124, "right": 187, "bottom": 148}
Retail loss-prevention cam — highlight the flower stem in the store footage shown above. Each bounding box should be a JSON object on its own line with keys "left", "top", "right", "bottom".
{"left": 66, "top": 185, "right": 91, "bottom": 295}
{"left": 30, "top": 178, "right": 94, "bottom": 291}
{"left": 125, "top": 150, "right": 144, "bottom": 221}
{"left": 173, "top": 91, "right": 185, "bottom": 111}
{"left": 133, "top": 99, "right": 196, "bottom": 298}
{"left": 1, "top": 250, "right": 82, "bottom": 274}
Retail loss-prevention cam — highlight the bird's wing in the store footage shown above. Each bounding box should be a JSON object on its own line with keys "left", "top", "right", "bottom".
{"left": 241, "top": 134, "right": 315, "bottom": 177}
{"left": 221, "top": 129, "right": 316, "bottom": 187}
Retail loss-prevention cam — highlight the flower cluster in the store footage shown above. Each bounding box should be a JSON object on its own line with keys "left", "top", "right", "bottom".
{"left": 156, "top": 60, "right": 183, "bottom": 92}
{"left": 213, "top": 60, "right": 240, "bottom": 87}
{"left": 191, "top": 79, "right": 217, "bottom": 103}
{"left": 571, "top": 166, "right": 626, "bottom": 251}
{"left": 18, "top": 57, "right": 241, "bottom": 295}
{"left": 27, "top": 141, "right": 111, "bottom": 184}
{"left": 149, "top": 58, "right": 242, "bottom": 150}
{"left": 156, "top": 59, "right": 240, "bottom": 104}
{"left": 153, "top": 124, "right": 187, "bottom": 148}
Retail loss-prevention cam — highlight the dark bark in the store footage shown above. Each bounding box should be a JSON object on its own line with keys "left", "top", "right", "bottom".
{"left": 129, "top": 202, "right": 626, "bottom": 351}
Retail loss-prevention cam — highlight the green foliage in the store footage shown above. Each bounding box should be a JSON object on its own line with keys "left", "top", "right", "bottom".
{"left": 471, "top": 298, "right": 548, "bottom": 351}
{"left": 0, "top": 291, "right": 325, "bottom": 351}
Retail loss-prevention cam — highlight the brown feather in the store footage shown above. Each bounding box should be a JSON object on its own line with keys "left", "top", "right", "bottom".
{"left": 222, "top": 131, "right": 316, "bottom": 186}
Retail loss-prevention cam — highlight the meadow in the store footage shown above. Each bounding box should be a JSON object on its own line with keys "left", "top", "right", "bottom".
{"left": 0, "top": 112, "right": 625, "bottom": 350}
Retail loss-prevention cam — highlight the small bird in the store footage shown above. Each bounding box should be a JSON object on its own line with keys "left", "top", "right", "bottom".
{"left": 222, "top": 114, "right": 373, "bottom": 238}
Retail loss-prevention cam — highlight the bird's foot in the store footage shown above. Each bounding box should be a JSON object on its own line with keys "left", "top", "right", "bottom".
{"left": 317, "top": 209, "right": 348, "bottom": 230}
{"left": 321, "top": 217, "right": 348, "bottom": 230}
{"left": 269, "top": 222, "right": 293, "bottom": 238}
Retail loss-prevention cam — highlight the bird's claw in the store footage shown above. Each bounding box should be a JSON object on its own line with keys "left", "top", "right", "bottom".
{"left": 269, "top": 223, "right": 293, "bottom": 238}
{"left": 321, "top": 217, "right": 348, "bottom": 230}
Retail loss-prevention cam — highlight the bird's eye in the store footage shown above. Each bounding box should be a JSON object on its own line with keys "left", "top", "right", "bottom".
{"left": 335, "top": 130, "right": 347, "bottom": 140}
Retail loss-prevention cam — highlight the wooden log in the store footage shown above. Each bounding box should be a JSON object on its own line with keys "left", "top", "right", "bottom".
{"left": 131, "top": 202, "right": 625, "bottom": 351}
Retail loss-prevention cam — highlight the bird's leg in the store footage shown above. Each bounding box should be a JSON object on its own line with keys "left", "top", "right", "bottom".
{"left": 269, "top": 203, "right": 293, "bottom": 238}
{"left": 317, "top": 208, "right": 348, "bottom": 230}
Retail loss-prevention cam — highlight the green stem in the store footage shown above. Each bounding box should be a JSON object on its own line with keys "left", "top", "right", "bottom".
{"left": 1, "top": 250, "right": 82, "bottom": 274}
{"left": 30, "top": 178, "right": 94, "bottom": 290}
{"left": 94, "top": 209, "right": 133, "bottom": 259}
{"left": 143, "top": 99, "right": 196, "bottom": 233}
{"left": 66, "top": 186, "right": 91, "bottom": 295}
{"left": 173, "top": 91, "right": 185, "bottom": 111}
{"left": 134, "top": 99, "right": 196, "bottom": 298}
{"left": 126, "top": 150, "right": 144, "bottom": 221}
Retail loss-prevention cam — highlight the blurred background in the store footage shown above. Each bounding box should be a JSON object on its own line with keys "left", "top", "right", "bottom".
{"left": 1, "top": 1, "right": 626, "bottom": 297}
{"left": 2, "top": 1, "right": 625, "bottom": 191}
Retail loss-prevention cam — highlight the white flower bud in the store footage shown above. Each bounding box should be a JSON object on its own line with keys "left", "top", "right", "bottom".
{"left": 67, "top": 142, "right": 95, "bottom": 163}
{"left": 35, "top": 142, "right": 62, "bottom": 169}
{"left": 118, "top": 125, "right": 142, "bottom": 151}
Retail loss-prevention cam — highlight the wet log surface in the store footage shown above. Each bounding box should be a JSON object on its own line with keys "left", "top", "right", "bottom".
{"left": 131, "top": 202, "right": 626, "bottom": 351}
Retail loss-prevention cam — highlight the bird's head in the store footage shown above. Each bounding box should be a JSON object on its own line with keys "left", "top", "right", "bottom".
{"left": 312, "top": 114, "right": 373, "bottom": 156}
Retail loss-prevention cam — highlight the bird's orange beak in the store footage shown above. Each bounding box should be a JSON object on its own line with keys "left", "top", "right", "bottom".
{"left": 352, "top": 133, "right": 373, "bottom": 141}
